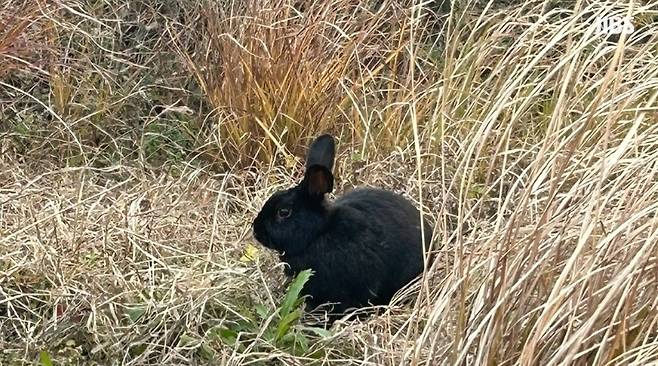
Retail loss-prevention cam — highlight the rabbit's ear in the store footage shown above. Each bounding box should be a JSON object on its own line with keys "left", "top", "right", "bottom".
{"left": 303, "top": 165, "right": 334, "bottom": 196}
{"left": 305, "top": 134, "right": 335, "bottom": 172}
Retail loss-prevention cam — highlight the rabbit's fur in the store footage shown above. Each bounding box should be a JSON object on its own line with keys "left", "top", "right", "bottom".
{"left": 252, "top": 134, "right": 432, "bottom": 316}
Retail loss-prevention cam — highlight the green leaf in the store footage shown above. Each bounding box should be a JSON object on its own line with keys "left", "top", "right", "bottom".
{"left": 293, "top": 332, "right": 310, "bottom": 355}
{"left": 302, "top": 326, "right": 333, "bottom": 338}
{"left": 126, "top": 306, "right": 147, "bottom": 323}
{"left": 129, "top": 344, "right": 147, "bottom": 357}
{"left": 236, "top": 317, "right": 256, "bottom": 332}
{"left": 279, "top": 269, "right": 312, "bottom": 318}
{"left": 280, "top": 332, "right": 309, "bottom": 356}
{"left": 255, "top": 303, "right": 270, "bottom": 320}
{"left": 275, "top": 308, "right": 302, "bottom": 342}
{"left": 199, "top": 342, "right": 216, "bottom": 361}
{"left": 307, "top": 347, "right": 328, "bottom": 360}
{"left": 179, "top": 333, "right": 199, "bottom": 347}
{"left": 350, "top": 152, "right": 364, "bottom": 162}
{"left": 39, "top": 351, "right": 53, "bottom": 366}
{"left": 262, "top": 323, "right": 276, "bottom": 342}
{"left": 208, "top": 326, "right": 238, "bottom": 346}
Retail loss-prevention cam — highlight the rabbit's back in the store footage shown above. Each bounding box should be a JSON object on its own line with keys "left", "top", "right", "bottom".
{"left": 335, "top": 187, "right": 432, "bottom": 278}
{"left": 336, "top": 187, "right": 428, "bottom": 229}
{"left": 291, "top": 187, "right": 432, "bottom": 312}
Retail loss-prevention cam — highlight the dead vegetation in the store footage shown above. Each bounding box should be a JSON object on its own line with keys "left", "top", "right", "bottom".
{"left": 1, "top": 0, "right": 658, "bottom": 364}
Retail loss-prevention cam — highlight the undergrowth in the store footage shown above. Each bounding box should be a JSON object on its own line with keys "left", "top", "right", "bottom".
{"left": 2, "top": 0, "right": 658, "bottom": 365}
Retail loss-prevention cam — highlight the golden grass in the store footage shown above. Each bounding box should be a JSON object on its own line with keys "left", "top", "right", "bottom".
{"left": 2, "top": 0, "right": 658, "bottom": 364}
{"left": 165, "top": 0, "right": 444, "bottom": 168}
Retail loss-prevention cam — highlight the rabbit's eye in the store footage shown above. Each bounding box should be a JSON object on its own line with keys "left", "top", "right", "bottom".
{"left": 277, "top": 208, "right": 292, "bottom": 220}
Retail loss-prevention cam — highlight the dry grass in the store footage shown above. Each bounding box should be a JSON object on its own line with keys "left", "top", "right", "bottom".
{"left": 2, "top": 0, "right": 658, "bottom": 365}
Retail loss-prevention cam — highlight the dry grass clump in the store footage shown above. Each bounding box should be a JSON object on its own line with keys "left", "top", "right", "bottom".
{"left": 2, "top": 0, "right": 658, "bottom": 365}
{"left": 166, "top": 0, "right": 445, "bottom": 167}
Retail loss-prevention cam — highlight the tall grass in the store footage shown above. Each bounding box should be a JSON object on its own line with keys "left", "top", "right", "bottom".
{"left": 1, "top": 0, "right": 658, "bottom": 365}
{"left": 166, "top": 0, "right": 443, "bottom": 167}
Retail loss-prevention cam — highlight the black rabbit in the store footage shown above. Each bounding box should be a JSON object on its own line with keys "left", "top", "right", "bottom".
{"left": 252, "top": 134, "right": 432, "bottom": 317}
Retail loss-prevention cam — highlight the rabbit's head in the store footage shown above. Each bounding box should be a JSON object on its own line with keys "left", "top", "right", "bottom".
{"left": 252, "top": 134, "right": 335, "bottom": 257}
